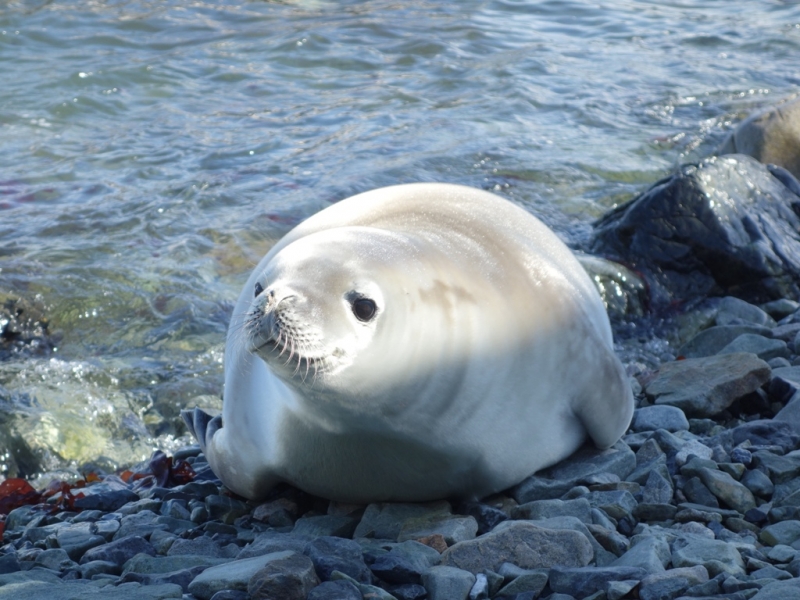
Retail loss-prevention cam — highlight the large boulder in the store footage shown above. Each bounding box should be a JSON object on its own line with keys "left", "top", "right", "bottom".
{"left": 590, "top": 154, "right": 800, "bottom": 307}
{"left": 717, "top": 95, "right": 800, "bottom": 179}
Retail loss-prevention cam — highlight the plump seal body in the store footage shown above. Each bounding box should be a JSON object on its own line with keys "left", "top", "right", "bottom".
{"left": 183, "top": 183, "right": 633, "bottom": 503}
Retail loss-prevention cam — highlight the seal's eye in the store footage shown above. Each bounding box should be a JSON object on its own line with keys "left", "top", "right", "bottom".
{"left": 352, "top": 298, "right": 377, "bottom": 322}
{"left": 254, "top": 282, "right": 264, "bottom": 298}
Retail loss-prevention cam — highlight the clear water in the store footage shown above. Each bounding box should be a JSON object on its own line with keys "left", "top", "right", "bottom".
{"left": 1, "top": 0, "right": 799, "bottom": 479}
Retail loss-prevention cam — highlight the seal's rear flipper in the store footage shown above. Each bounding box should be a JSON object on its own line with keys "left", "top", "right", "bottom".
{"left": 181, "top": 408, "right": 222, "bottom": 454}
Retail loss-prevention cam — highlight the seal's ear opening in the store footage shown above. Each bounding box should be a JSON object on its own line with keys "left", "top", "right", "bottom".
{"left": 352, "top": 297, "right": 377, "bottom": 322}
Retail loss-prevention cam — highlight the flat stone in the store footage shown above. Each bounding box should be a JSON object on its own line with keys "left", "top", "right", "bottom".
{"left": 306, "top": 580, "right": 362, "bottom": 600}
{"left": 642, "top": 470, "right": 674, "bottom": 505}
{"left": 770, "top": 366, "right": 800, "bottom": 402}
{"left": 775, "top": 392, "right": 800, "bottom": 434}
{"left": 752, "top": 450, "right": 800, "bottom": 484}
{"left": 697, "top": 467, "right": 756, "bottom": 513}
{"left": 675, "top": 440, "right": 715, "bottom": 467}
{"left": 612, "top": 537, "right": 671, "bottom": 573}
{"left": 122, "top": 554, "right": 230, "bottom": 575}
{"left": 34, "top": 548, "right": 75, "bottom": 571}
{"left": 292, "top": 515, "right": 358, "bottom": 538}
{"left": 79, "top": 560, "right": 121, "bottom": 579}
{"left": 645, "top": 353, "right": 771, "bottom": 417}
{"left": 671, "top": 537, "right": 745, "bottom": 577}
{"left": 55, "top": 522, "right": 107, "bottom": 562}
{"left": 421, "top": 566, "right": 476, "bottom": 600}
{"left": 187, "top": 551, "right": 295, "bottom": 600}
{"left": 638, "top": 565, "right": 709, "bottom": 600}
{"left": 679, "top": 325, "right": 774, "bottom": 358}
{"left": 440, "top": 521, "right": 593, "bottom": 574}
{"left": 586, "top": 490, "right": 638, "bottom": 520}
{"left": 113, "top": 510, "right": 168, "bottom": 540}
{"left": 354, "top": 502, "right": 451, "bottom": 541}
{"left": 167, "top": 537, "right": 225, "bottom": 558}
{"left": 631, "top": 405, "right": 689, "bottom": 433}
{"left": 750, "top": 577, "right": 800, "bottom": 600}
{"left": 303, "top": 536, "right": 372, "bottom": 584}
{"left": 511, "top": 498, "right": 592, "bottom": 523}
{"left": 633, "top": 503, "right": 677, "bottom": 522}
{"left": 718, "top": 334, "right": 790, "bottom": 361}
{"left": 0, "top": 580, "right": 184, "bottom": 599}
{"left": 74, "top": 489, "right": 140, "bottom": 512}
{"left": 549, "top": 566, "right": 647, "bottom": 598}
{"left": 237, "top": 532, "right": 314, "bottom": 559}
{"left": 247, "top": 552, "right": 319, "bottom": 600}
{"left": 495, "top": 570, "right": 548, "bottom": 597}
{"left": 533, "top": 515, "right": 617, "bottom": 567}
{"left": 760, "top": 520, "right": 800, "bottom": 547}
{"left": 512, "top": 442, "right": 635, "bottom": 503}
{"left": 398, "top": 515, "right": 478, "bottom": 546}
{"left": 369, "top": 553, "right": 425, "bottom": 585}
{"left": 730, "top": 420, "right": 800, "bottom": 453}
{"left": 80, "top": 535, "right": 156, "bottom": 566}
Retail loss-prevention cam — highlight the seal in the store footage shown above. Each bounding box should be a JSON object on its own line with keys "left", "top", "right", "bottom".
{"left": 183, "top": 183, "right": 634, "bottom": 503}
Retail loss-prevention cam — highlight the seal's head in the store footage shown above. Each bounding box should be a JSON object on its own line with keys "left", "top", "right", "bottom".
{"left": 245, "top": 227, "right": 387, "bottom": 385}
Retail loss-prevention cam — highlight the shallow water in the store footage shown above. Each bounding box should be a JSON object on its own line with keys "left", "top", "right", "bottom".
{"left": 1, "top": 0, "right": 799, "bottom": 479}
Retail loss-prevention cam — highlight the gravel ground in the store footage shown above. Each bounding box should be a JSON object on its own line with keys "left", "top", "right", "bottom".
{"left": 3, "top": 296, "right": 800, "bottom": 600}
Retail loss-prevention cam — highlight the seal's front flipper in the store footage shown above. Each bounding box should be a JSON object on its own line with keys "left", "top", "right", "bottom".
{"left": 181, "top": 408, "right": 222, "bottom": 454}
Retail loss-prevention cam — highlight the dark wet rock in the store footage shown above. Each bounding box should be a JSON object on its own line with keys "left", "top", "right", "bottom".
{"left": 717, "top": 95, "right": 800, "bottom": 179}
{"left": 421, "top": 565, "right": 476, "bottom": 600}
{"left": 306, "top": 580, "right": 362, "bottom": 600}
{"left": 440, "top": 521, "right": 593, "bottom": 574}
{"left": 511, "top": 498, "right": 592, "bottom": 523}
{"left": 719, "top": 334, "right": 790, "bottom": 361}
{"left": 577, "top": 254, "right": 649, "bottom": 320}
{"left": 80, "top": 535, "right": 156, "bottom": 566}
{"left": 247, "top": 552, "right": 319, "bottom": 600}
{"left": 512, "top": 441, "right": 635, "bottom": 504}
{"left": 549, "top": 565, "right": 647, "bottom": 598}
{"left": 631, "top": 406, "right": 689, "bottom": 433}
{"left": 644, "top": 353, "right": 771, "bottom": 417}
{"left": 0, "top": 297, "right": 57, "bottom": 361}
{"left": 590, "top": 154, "right": 800, "bottom": 306}
{"left": 303, "top": 536, "right": 372, "bottom": 584}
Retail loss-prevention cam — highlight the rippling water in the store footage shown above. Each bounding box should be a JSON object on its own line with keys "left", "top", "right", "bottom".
{"left": 1, "top": 0, "right": 799, "bottom": 480}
